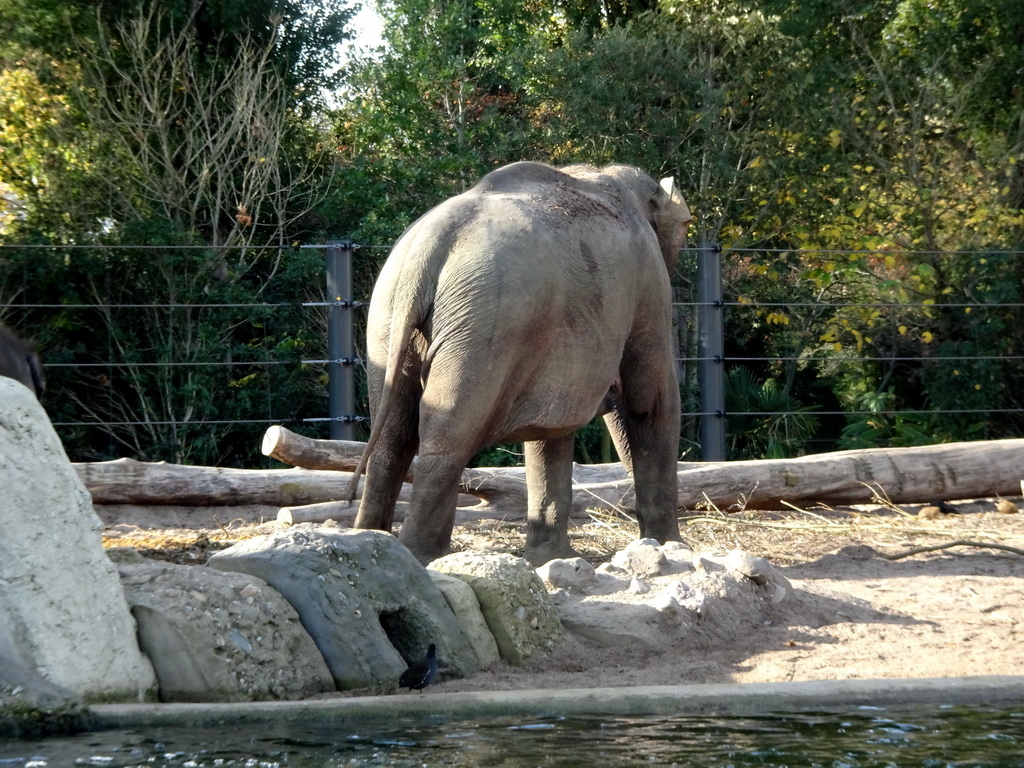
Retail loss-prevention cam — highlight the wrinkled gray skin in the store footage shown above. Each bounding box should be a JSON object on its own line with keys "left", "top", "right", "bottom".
{"left": 351, "top": 162, "right": 692, "bottom": 565}
{"left": 0, "top": 323, "right": 44, "bottom": 399}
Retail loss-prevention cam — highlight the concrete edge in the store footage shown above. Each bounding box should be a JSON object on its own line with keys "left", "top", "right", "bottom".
{"left": 87, "top": 676, "right": 1024, "bottom": 730}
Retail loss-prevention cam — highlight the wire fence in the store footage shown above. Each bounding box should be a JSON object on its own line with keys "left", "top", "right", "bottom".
{"left": 2, "top": 241, "right": 1023, "bottom": 464}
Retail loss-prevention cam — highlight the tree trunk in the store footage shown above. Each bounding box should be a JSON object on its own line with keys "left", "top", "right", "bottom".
{"left": 77, "top": 437, "right": 1024, "bottom": 515}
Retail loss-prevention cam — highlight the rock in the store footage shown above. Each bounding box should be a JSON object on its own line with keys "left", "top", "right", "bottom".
{"left": 660, "top": 541, "right": 693, "bottom": 555}
{"left": 595, "top": 562, "right": 625, "bottom": 576}
{"left": 428, "top": 572, "right": 501, "bottom": 668}
{"left": 709, "top": 549, "right": 791, "bottom": 604}
{"left": 430, "top": 553, "right": 562, "bottom": 665}
{"left": 550, "top": 547, "right": 794, "bottom": 652}
{"left": 629, "top": 577, "right": 650, "bottom": 595}
{"left": 720, "top": 549, "right": 773, "bottom": 586}
{"left": 610, "top": 539, "right": 669, "bottom": 578}
{"left": 208, "top": 526, "right": 478, "bottom": 689}
{"left": 0, "top": 636, "right": 86, "bottom": 737}
{"left": 663, "top": 580, "right": 707, "bottom": 614}
{"left": 535, "top": 557, "right": 596, "bottom": 590}
{"left": 0, "top": 378, "right": 156, "bottom": 702}
{"left": 119, "top": 561, "right": 335, "bottom": 702}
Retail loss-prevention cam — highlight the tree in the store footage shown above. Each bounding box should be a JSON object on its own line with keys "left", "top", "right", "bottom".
{"left": 0, "top": 0, "right": 354, "bottom": 465}
{"left": 80, "top": 6, "right": 332, "bottom": 253}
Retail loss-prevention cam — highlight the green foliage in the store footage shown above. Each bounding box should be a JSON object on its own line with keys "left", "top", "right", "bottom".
{"left": 724, "top": 366, "right": 819, "bottom": 459}
{"left": 4, "top": 0, "right": 1024, "bottom": 465}
{"left": 0, "top": 0, "right": 354, "bottom": 101}
{"left": 0, "top": 239, "right": 328, "bottom": 465}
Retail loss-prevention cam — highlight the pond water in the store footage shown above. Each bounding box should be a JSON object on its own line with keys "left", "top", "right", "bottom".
{"left": 2, "top": 704, "right": 1022, "bottom": 767}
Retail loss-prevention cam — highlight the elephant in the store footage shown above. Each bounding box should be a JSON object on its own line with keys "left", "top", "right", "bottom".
{"left": 0, "top": 322, "right": 45, "bottom": 399}
{"left": 350, "top": 161, "right": 692, "bottom": 565}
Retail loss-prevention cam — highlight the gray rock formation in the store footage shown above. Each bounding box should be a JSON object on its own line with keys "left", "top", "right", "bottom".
{"left": 430, "top": 552, "right": 562, "bottom": 665}
{"left": 0, "top": 631, "right": 85, "bottom": 737}
{"left": 119, "top": 560, "right": 335, "bottom": 702}
{"left": 553, "top": 543, "right": 794, "bottom": 652}
{"left": 428, "top": 571, "right": 501, "bottom": 668}
{"left": 610, "top": 538, "right": 670, "bottom": 577}
{"left": 0, "top": 378, "right": 156, "bottom": 704}
{"left": 208, "top": 525, "right": 478, "bottom": 689}
{"left": 536, "top": 557, "right": 597, "bottom": 590}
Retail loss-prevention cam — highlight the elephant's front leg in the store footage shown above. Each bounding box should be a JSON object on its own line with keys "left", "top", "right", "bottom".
{"left": 523, "top": 434, "right": 580, "bottom": 566}
{"left": 613, "top": 363, "right": 684, "bottom": 546}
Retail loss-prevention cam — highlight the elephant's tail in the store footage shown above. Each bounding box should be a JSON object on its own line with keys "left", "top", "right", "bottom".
{"left": 345, "top": 311, "right": 417, "bottom": 505}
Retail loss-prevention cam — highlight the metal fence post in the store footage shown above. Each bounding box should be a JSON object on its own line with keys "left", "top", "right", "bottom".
{"left": 697, "top": 243, "right": 726, "bottom": 461}
{"left": 326, "top": 242, "right": 357, "bottom": 440}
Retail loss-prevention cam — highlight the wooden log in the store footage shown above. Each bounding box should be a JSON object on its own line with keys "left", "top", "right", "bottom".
{"left": 261, "top": 424, "right": 625, "bottom": 490}
{"left": 277, "top": 499, "right": 523, "bottom": 526}
{"left": 76, "top": 458, "right": 353, "bottom": 507}
{"left": 75, "top": 439, "right": 1024, "bottom": 512}
{"left": 674, "top": 439, "right": 1024, "bottom": 510}
{"left": 262, "top": 426, "right": 372, "bottom": 473}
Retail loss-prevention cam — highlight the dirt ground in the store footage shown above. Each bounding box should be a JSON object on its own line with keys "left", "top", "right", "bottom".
{"left": 100, "top": 497, "right": 1024, "bottom": 692}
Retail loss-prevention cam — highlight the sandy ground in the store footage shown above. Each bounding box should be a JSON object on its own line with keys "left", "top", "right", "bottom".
{"left": 100, "top": 498, "right": 1024, "bottom": 693}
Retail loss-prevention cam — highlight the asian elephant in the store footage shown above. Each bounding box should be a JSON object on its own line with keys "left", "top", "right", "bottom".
{"left": 0, "top": 322, "right": 45, "bottom": 399}
{"left": 350, "top": 161, "right": 692, "bottom": 565}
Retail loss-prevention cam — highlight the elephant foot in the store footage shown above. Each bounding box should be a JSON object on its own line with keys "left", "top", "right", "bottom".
{"left": 397, "top": 530, "right": 451, "bottom": 567}
{"left": 523, "top": 540, "right": 581, "bottom": 567}
{"left": 637, "top": 515, "right": 684, "bottom": 545}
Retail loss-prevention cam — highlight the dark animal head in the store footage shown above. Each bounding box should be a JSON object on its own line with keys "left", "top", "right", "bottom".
{"left": 0, "top": 323, "right": 45, "bottom": 399}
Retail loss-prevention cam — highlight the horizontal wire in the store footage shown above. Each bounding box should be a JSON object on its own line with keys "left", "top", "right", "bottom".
{"left": 688, "top": 408, "right": 1021, "bottom": 417}
{"left": 7, "top": 303, "right": 294, "bottom": 309}
{"left": 45, "top": 354, "right": 1017, "bottom": 369}
{"left": 722, "top": 246, "right": 1024, "bottom": 256}
{"left": 0, "top": 243, "right": 293, "bottom": 250}
{"left": 54, "top": 407, "right": 1020, "bottom": 430}
{"left": 6, "top": 243, "right": 1023, "bottom": 255}
{"left": 707, "top": 355, "right": 1024, "bottom": 363}
{"left": 50, "top": 417, "right": 298, "bottom": 427}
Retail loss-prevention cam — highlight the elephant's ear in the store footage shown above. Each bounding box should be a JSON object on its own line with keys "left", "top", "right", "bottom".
{"left": 653, "top": 177, "right": 692, "bottom": 269}
{"left": 658, "top": 177, "right": 691, "bottom": 223}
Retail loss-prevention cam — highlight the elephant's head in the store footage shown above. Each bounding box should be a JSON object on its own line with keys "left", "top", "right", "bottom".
{"left": 601, "top": 165, "right": 692, "bottom": 271}
{"left": 654, "top": 177, "right": 692, "bottom": 269}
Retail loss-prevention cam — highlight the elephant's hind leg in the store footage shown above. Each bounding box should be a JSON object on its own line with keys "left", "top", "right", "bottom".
{"left": 354, "top": 369, "right": 421, "bottom": 532}
{"left": 398, "top": 451, "right": 469, "bottom": 564}
{"left": 523, "top": 434, "right": 580, "bottom": 566}
{"left": 354, "top": 440, "right": 417, "bottom": 532}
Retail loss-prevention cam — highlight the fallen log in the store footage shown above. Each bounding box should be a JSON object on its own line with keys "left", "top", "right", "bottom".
{"left": 76, "top": 458, "right": 353, "bottom": 507}
{"left": 75, "top": 439, "right": 1024, "bottom": 513}
{"left": 276, "top": 499, "right": 521, "bottom": 526}
{"left": 262, "top": 426, "right": 371, "bottom": 474}
{"left": 260, "top": 425, "right": 630, "bottom": 509}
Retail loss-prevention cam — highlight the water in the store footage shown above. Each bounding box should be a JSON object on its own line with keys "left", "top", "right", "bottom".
{"left": 2, "top": 705, "right": 1022, "bottom": 767}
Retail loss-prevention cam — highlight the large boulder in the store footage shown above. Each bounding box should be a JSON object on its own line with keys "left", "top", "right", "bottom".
{"left": 119, "top": 560, "right": 335, "bottom": 702}
{"left": 430, "top": 552, "right": 562, "bottom": 665}
{"left": 1, "top": 631, "right": 85, "bottom": 737}
{"left": 428, "top": 571, "right": 501, "bottom": 668}
{"left": 208, "top": 525, "right": 479, "bottom": 689}
{"left": 0, "top": 378, "right": 156, "bottom": 702}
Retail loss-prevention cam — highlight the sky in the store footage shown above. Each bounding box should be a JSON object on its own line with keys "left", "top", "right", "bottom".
{"left": 346, "top": 2, "right": 385, "bottom": 54}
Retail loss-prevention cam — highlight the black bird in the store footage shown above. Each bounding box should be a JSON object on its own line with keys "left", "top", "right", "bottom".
{"left": 399, "top": 644, "right": 438, "bottom": 692}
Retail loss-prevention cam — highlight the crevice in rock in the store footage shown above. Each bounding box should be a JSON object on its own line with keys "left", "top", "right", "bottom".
{"left": 378, "top": 608, "right": 416, "bottom": 661}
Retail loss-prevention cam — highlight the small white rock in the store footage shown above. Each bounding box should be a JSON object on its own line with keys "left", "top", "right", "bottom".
{"left": 629, "top": 577, "right": 650, "bottom": 595}
{"left": 536, "top": 557, "right": 596, "bottom": 590}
